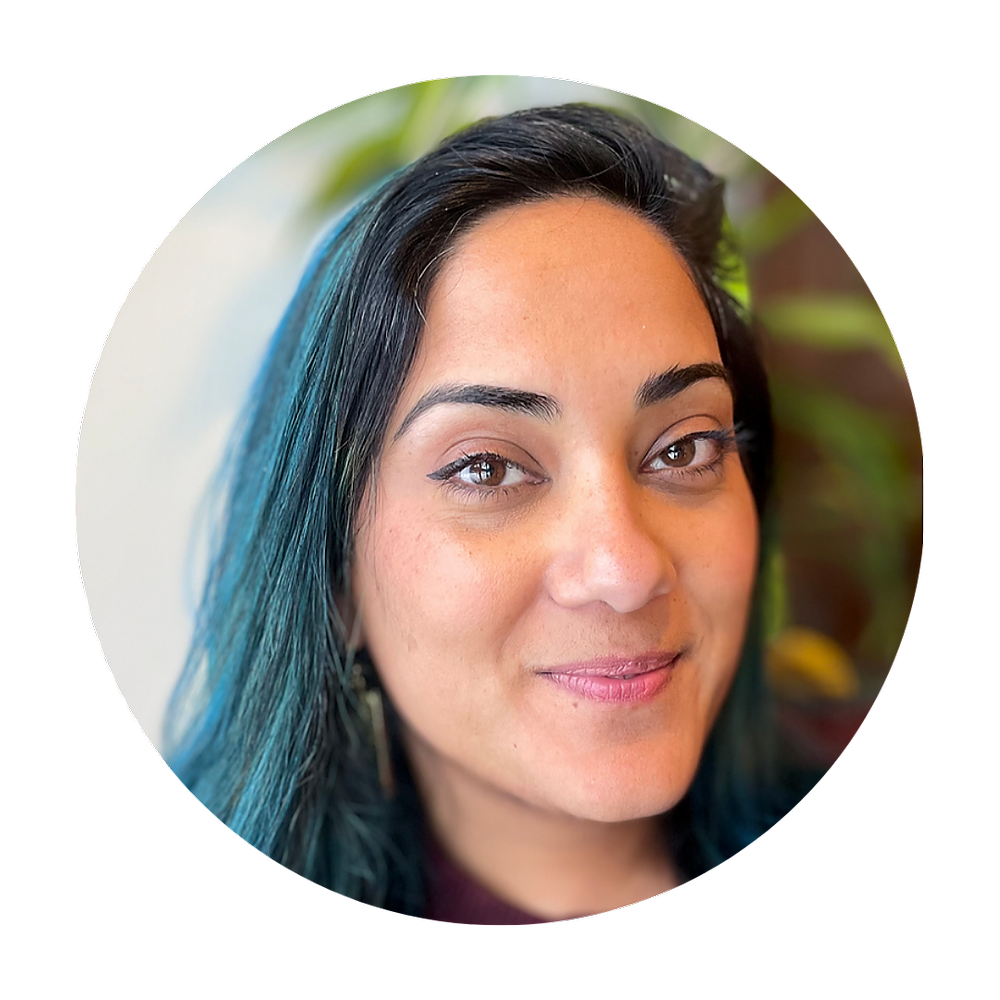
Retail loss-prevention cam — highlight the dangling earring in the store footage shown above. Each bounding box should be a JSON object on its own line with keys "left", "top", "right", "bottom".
{"left": 351, "top": 660, "right": 395, "bottom": 800}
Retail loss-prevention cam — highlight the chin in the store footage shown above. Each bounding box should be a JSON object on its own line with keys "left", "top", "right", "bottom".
{"left": 550, "top": 781, "right": 692, "bottom": 825}
{"left": 534, "top": 739, "right": 704, "bottom": 824}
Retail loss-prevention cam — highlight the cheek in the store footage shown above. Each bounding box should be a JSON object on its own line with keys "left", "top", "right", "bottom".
{"left": 353, "top": 509, "right": 538, "bottom": 707}
{"left": 699, "top": 509, "right": 758, "bottom": 610}
{"left": 679, "top": 487, "right": 759, "bottom": 705}
{"left": 356, "top": 516, "right": 547, "bottom": 764}
{"left": 678, "top": 462, "right": 758, "bottom": 593}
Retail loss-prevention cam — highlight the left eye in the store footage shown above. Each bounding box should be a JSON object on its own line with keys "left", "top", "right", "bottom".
{"left": 453, "top": 455, "right": 528, "bottom": 488}
{"left": 644, "top": 434, "right": 723, "bottom": 472}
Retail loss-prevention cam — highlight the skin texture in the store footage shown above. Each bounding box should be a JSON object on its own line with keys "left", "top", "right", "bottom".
{"left": 351, "top": 196, "right": 759, "bottom": 918}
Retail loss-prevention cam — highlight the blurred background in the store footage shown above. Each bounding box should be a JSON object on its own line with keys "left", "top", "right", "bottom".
{"left": 77, "top": 77, "right": 921, "bottom": 772}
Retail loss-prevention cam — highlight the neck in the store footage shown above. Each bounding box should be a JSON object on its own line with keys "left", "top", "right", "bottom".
{"left": 403, "top": 728, "right": 683, "bottom": 921}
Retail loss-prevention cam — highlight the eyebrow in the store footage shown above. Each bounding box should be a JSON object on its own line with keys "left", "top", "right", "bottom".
{"left": 393, "top": 362, "right": 731, "bottom": 442}
{"left": 634, "top": 362, "right": 732, "bottom": 409}
{"left": 393, "top": 383, "right": 561, "bottom": 441}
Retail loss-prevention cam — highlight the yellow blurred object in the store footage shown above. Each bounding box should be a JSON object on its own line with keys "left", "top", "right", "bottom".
{"left": 766, "top": 626, "right": 860, "bottom": 701}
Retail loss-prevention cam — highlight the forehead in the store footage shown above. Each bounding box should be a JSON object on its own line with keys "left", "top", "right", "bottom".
{"left": 412, "top": 196, "right": 720, "bottom": 395}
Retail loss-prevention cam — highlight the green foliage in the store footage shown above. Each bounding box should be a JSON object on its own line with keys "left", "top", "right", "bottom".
{"left": 717, "top": 214, "right": 753, "bottom": 313}
{"left": 737, "top": 188, "right": 814, "bottom": 258}
{"left": 770, "top": 378, "right": 919, "bottom": 660}
{"left": 310, "top": 78, "right": 505, "bottom": 213}
{"left": 761, "top": 294, "right": 903, "bottom": 371}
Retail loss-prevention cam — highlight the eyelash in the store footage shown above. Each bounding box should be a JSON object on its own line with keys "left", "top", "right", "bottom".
{"left": 429, "top": 428, "right": 740, "bottom": 504}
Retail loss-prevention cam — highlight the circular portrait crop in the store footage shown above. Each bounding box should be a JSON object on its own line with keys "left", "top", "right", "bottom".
{"left": 76, "top": 76, "right": 922, "bottom": 923}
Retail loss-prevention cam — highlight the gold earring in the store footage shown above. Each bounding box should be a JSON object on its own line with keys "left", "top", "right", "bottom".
{"left": 351, "top": 661, "right": 395, "bottom": 800}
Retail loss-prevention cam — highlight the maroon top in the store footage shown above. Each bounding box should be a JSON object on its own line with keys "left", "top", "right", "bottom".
{"left": 422, "top": 838, "right": 549, "bottom": 925}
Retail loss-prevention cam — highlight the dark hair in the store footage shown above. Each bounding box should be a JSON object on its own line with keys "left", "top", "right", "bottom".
{"left": 165, "top": 104, "right": 779, "bottom": 915}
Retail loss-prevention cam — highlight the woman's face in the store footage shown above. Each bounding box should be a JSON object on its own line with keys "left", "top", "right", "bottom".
{"left": 352, "top": 196, "right": 759, "bottom": 823}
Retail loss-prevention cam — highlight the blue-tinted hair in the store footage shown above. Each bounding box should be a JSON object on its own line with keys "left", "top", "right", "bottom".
{"left": 164, "top": 104, "right": 779, "bottom": 914}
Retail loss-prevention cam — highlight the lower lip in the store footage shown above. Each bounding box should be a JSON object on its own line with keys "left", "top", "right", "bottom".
{"left": 541, "top": 661, "right": 677, "bottom": 704}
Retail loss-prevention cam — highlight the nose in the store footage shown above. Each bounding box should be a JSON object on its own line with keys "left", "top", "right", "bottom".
{"left": 543, "top": 467, "right": 676, "bottom": 614}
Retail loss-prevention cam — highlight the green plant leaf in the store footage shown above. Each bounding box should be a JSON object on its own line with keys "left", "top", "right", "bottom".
{"left": 311, "top": 134, "right": 406, "bottom": 210}
{"left": 770, "top": 378, "right": 920, "bottom": 659}
{"left": 761, "top": 294, "right": 903, "bottom": 371}
{"left": 737, "top": 188, "right": 813, "bottom": 258}
{"left": 717, "top": 214, "right": 752, "bottom": 312}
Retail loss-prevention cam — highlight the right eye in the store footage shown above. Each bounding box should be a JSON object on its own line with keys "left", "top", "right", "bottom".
{"left": 454, "top": 455, "right": 520, "bottom": 488}
{"left": 429, "top": 450, "right": 543, "bottom": 499}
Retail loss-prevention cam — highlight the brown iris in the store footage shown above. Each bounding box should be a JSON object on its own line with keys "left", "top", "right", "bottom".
{"left": 467, "top": 458, "right": 506, "bottom": 486}
{"left": 662, "top": 439, "right": 697, "bottom": 467}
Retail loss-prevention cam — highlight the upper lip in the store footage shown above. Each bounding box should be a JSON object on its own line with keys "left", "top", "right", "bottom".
{"left": 536, "top": 652, "right": 681, "bottom": 678}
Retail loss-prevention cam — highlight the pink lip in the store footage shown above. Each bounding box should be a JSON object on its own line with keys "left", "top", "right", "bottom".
{"left": 538, "top": 652, "right": 680, "bottom": 704}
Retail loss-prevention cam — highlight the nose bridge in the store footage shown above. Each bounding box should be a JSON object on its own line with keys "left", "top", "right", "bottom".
{"left": 545, "top": 455, "right": 675, "bottom": 613}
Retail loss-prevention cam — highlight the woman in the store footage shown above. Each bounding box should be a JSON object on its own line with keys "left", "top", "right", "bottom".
{"left": 165, "top": 104, "right": 791, "bottom": 922}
